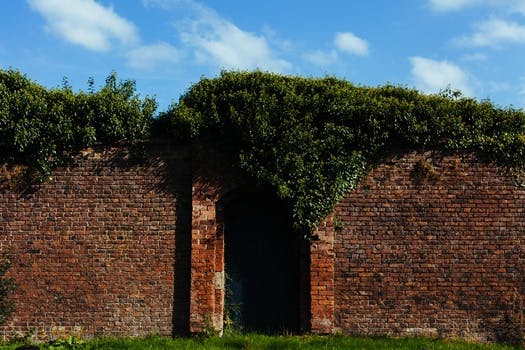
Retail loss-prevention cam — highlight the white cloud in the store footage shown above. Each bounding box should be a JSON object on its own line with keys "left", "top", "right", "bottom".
{"left": 429, "top": 0, "right": 478, "bottom": 11}
{"left": 127, "top": 42, "right": 183, "bottom": 70}
{"left": 142, "top": 0, "right": 188, "bottom": 10}
{"left": 334, "top": 32, "right": 369, "bottom": 56}
{"left": 430, "top": 0, "right": 477, "bottom": 11}
{"left": 515, "top": 2, "right": 525, "bottom": 15}
{"left": 409, "top": 56, "right": 475, "bottom": 96}
{"left": 177, "top": 7, "right": 291, "bottom": 72}
{"left": 488, "top": 81, "right": 512, "bottom": 93}
{"left": 519, "top": 77, "right": 525, "bottom": 100}
{"left": 429, "top": 0, "right": 525, "bottom": 13}
{"left": 461, "top": 52, "right": 488, "bottom": 61}
{"left": 27, "top": 0, "right": 138, "bottom": 52}
{"left": 305, "top": 32, "right": 370, "bottom": 67}
{"left": 304, "top": 50, "right": 339, "bottom": 66}
{"left": 457, "top": 18, "right": 525, "bottom": 47}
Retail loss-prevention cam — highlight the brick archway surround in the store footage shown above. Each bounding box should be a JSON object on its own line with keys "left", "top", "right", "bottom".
{"left": 188, "top": 149, "right": 334, "bottom": 334}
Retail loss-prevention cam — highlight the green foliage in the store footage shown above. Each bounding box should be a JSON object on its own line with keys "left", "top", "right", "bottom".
{"left": 2, "top": 334, "right": 518, "bottom": 350}
{"left": 3, "top": 69, "right": 525, "bottom": 235}
{"left": 42, "top": 336, "right": 85, "bottom": 350}
{"left": 0, "top": 69, "right": 157, "bottom": 177}
{"left": 167, "top": 71, "right": 525, "bottom": 233}
{"left": 0, "top": 254, "right": 15, "bottom": 325}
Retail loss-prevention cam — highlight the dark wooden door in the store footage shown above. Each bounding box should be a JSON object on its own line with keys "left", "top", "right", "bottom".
{"left": 224, "top": 193, "right": 299, "bottom": 333}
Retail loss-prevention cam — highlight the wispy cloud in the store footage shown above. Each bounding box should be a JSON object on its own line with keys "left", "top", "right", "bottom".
{"left": 488, "top": 81, "right": 512, "bottom": 93}
{"left": 461, "top": 52, "right": 488, "bottom": 61}
{"left": 515, "top": 2, "right": 525, "bottom": 15}
{"left": 305, "top": 32, "right": 369, "bottom": 67}
{"left": 456, "top": 18, "right": 525, "bottom": 47}
{"left": 334, "top": 32, "right": 369, "bottom": 56}
{"left": 175, "top": 3, "right": 291, "bottom": 72}
{"left": 409, "top": 56, "right": 475, "bottom": 96}
{"left": 429, "top": 0, "right": 480, "bottom": 11}
{"left": 303, "top": 50, "right": 339, "bottom": 66}
{"left": 430, "top": 1, "right": 525, "bottom": 49}
{"left": 142, "top": 0, "right": 189, "bottom": 10}
{"left": 27, "top": 0, "right": 138, "bottom": 52}
{"left": 519, "top": 77, "right": 525, "bottom": 104}
{"left": 429, "top": 0, "right": 525, "bottom": 13}
{"left": 127, "top": 42, "right": 183, "bottom": 70}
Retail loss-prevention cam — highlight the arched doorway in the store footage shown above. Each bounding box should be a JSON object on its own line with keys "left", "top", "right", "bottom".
{"left": 223, "top": 191, "right": 300, "bottom": 333}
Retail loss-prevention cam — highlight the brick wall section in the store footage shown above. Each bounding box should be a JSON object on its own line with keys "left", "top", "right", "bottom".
{"left": 189, "top": 180, "right": 222, "bottom": 333}
{"left": 3, "top": 145, "right": 525, "bottom": 340}
{"left": 309, "top": 215, "right": 335, "bottom": 334}
{"left": 333, "top": 151, "right": 525, "bottom": 341}
{"left": 0, "top": 144, "right": 190, "bottom": 340}
{"left": 189, "top": 146, "right": 245, "bottom": 334}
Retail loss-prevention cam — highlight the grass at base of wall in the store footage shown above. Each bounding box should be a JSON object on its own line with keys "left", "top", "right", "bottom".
{"left": 1, "top": 334, "right": 521, "bottom": 350}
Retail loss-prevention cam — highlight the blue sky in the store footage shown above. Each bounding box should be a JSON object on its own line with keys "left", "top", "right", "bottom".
{"left": 2, "top": 0, "right": 525, "bottom": 112}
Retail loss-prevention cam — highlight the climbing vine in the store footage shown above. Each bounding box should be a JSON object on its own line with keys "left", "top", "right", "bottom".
{"left": 167, "top": 71, "right": 525, "bottom": 233}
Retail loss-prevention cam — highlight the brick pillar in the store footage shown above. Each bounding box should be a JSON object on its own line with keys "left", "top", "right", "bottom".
{"left": 189, "top": 182, "right": 224, "bottom": 334}
{"left": 187, "top": 144, "right": 244, "bottom": 335}
{"left": 309, "top": 215, "right": 335, "bottom": 334}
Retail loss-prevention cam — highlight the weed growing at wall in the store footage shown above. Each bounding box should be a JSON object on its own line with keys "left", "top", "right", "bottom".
{"left": 167, "top": 71, "right": 525, "bottom": 233}
{"left": 0, "top": 69, "right": 156, "bottom": 178}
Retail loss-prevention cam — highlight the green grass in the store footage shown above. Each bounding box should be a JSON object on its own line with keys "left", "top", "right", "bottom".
{"left": 1, "top": 334, "right": 521, "bottom": 350}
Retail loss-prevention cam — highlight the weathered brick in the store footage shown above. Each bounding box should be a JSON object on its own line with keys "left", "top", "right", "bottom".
{"left": 0, "top": 143, "right": 190, "bottom": 339}
{"left": 333, "top": 151, "right": 525, "bottom": 341}
{"left": 2, "top": 147, "right": 525, "bottom": 342}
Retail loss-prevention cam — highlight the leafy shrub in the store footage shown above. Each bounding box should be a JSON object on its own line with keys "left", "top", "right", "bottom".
{"left": 167, "top": 71, "right": 525, "bottom": 233}
{"left": 0, "top": 69, "right": 157, "bottom": 178}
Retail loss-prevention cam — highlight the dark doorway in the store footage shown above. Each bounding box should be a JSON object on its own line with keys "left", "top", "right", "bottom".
{"left": 224, "top": 192, "right": 299, "bottom": 333}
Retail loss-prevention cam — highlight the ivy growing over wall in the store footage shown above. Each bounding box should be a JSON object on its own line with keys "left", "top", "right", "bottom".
{"left": 167, "top": 71, "right": 525, "bottom": 233}
{"left": 0, "top": 69, "right": 156, "bottom": 177}
{"left": 2, "top": 69, "right": 525, "bottom": 234}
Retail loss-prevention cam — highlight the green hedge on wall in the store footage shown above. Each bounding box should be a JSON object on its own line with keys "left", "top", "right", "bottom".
{"left": 167, "top": 71, "right": 525, "bottom": 233}
{"left": 3, "top": 69, "right": 525, "bottom": 233}
{"left": 0, "top": 69, "right": 156, "bottom": 177}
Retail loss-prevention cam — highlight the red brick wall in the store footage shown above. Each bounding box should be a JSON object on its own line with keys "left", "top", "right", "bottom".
{"left": 333, "top": 151, "right": 525, "bottom": 341}
{"left": 309, "top": 215, "right": 335, "bottom": 334}
{"left": 0, "top": 144, "right": 191, "bottom": 340}
{"left": 189, "top": 146, "right": 246, "bottom": 334}
{"left": 2, "top": 146, "right": 525, "bottom": 341}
